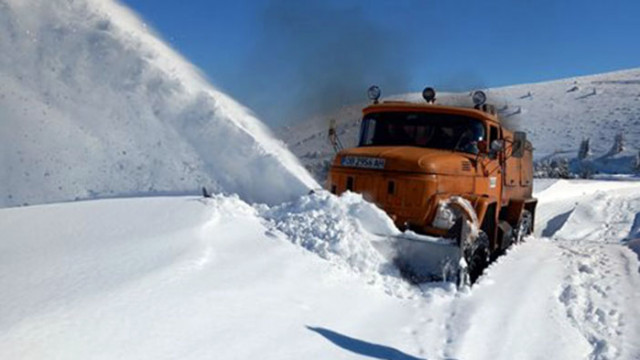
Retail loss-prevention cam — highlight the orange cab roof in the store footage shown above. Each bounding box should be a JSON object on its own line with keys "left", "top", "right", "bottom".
{"left": 362, "top": 102, "right": 501, "bottom": 125}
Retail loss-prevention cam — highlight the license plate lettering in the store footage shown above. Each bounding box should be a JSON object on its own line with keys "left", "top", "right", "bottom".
{"left": 341, "top": 156, "right": 386, "bottom": 170}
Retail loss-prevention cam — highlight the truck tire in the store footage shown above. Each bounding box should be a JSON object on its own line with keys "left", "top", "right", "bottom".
{"left": 514, "top": 210, "right": 533, "bottom": 244}
{"left": 458, "top": 230, "right": 490, "bottom": 287}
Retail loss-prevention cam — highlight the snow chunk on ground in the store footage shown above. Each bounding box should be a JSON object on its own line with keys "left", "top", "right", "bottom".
{"left": 257, "top": 191, "right": 416, "bottom": 296}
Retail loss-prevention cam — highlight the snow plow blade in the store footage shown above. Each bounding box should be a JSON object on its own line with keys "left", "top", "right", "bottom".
{"left": 372, "top": 233, "right": 464, "bottom": 284}
{"left": 392, "top": 234, "right": 463, "bottom": 283}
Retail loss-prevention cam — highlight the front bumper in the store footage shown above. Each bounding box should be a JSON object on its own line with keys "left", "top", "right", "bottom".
{"left": 327, "top": 168, "right": 439, "bottom": 231}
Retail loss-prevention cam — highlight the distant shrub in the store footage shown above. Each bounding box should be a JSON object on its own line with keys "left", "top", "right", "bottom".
{"left": 534, "top": 158, "right": 572, "bottom": 178}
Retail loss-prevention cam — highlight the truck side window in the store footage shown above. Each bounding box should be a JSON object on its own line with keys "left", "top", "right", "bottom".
{"left": 489, "top": 125, "right": 499, "bottom": 143}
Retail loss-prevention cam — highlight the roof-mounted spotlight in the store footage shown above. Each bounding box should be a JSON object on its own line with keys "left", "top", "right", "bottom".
{"left": 422, "top": 87, "right": 436, "bottom": 103}
{"left": 367, "top": 85, "right": 381, "bottom": 104}
{"left": 472, "top": 90, "right": 487, "bottom": 107}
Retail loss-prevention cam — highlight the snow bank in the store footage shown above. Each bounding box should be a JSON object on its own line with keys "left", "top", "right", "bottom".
{"left": 533, "top": 179, "right": 640, "bottom": 242}
{"left": 0, "top": 0, "right": 317, "bottom": 207}
{"left": 0, "top": 193, "right": 426, "bottom": 359}
{"left": 258, "top": 191, "right": 417, "bottom": 296}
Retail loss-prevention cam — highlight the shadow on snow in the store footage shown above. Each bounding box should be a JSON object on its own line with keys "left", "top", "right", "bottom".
{"left": 542, "top": 209, "right": 574, "bottom": 238}
{"left": 306, "top": 326, "right": 427, "bottom": 360}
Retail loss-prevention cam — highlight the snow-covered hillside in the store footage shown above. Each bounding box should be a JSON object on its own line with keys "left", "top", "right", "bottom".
{"left": 0, "top": 0, "right": 317, "bottom": 208}
{"left": 1, "top": 180, "right": 639, "bottom": 359}
{"left": 282, "top": 68, "right": 640, "bottom": 181}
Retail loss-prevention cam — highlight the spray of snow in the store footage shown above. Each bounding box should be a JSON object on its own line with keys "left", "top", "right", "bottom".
{"left": 0, "top": 0, "right": 317, "bottom": 208}
{"left": 449, "top": 196, "right": 480, "bottom": 239}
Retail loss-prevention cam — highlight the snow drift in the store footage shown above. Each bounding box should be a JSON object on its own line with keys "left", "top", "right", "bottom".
{"left": 0, "top": 0, "right": 317, "bottom": 208}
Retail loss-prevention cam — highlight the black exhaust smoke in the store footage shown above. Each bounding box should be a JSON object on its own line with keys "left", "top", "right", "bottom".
{"left": 234, "top": 0, "right": 413, "bottom": 125}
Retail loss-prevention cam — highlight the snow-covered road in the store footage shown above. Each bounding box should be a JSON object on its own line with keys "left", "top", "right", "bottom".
{"left": 1, "top": 180, "right": 639, "bottom": 359}
{"left": 436, "top": 179, "right": 640, "bottom": 360}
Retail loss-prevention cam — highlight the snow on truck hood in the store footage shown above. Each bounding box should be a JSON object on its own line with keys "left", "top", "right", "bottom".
{"left": 0, "top": 0, "right": 317, "bottom": 208}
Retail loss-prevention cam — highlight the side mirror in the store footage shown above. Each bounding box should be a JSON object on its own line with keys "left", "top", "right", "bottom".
{"left": 489, "top": 140, "right": 503, "bottom": 159}
{"left": 512, "top": 131, "right": 527, "bottom": 158}
{"left": 328, "top": 119, "right": 342, "bottom": 152}
{"left": 490, "top": 139, "right": 504, "bottom": 152}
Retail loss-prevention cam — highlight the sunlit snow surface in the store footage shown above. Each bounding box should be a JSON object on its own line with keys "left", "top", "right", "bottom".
{"left": 0, "top": 0, "right": 317, "bottom": 208}
{"left": 1, "top": 180, "right": 639, "bottom": 360}
{"left": 1, "top": 1, "right": 640, "bottom": 359}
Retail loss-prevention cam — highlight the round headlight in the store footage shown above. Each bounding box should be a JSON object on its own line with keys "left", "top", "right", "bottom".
{"left": 367, "top": 85, "right": 381, "bottom": 102}
{"left": 422, "top": 87, "right": 436, "bottom": 103}
{"left": 472, "top": 90, "right": 487, "bottom": 106}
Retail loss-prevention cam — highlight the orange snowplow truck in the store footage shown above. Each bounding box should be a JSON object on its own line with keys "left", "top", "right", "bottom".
{"left": 327, "top": 86, "right": 537, "bottom": 284}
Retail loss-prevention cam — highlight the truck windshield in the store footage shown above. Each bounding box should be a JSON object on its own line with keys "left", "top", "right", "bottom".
{"left": 359, "top": 111, "right": 486, "bottom": 154}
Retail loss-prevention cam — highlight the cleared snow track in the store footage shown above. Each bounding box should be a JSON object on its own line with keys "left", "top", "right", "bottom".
{"left": 531, "top": 180, "right": 640, "bottom": 360}
{"left": 440, "top": 235, "right": 640, "bottom": 360}
{"left": 407, "top": 179, "right": 640, "bottom": 360}
{"left": 446, "top": 238, "right": 592, "bottom": 359}
{"left": 556, "top": 240, "right": 640, "bottom": 360}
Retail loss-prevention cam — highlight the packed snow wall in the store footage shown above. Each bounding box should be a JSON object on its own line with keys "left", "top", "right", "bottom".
{"left": 0, "top": 0, "right": 318, "bottom": 207}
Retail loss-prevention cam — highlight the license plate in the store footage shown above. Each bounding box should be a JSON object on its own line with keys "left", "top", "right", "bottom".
{"left": 341, "top": 156, "right": 386, "bottom": 170}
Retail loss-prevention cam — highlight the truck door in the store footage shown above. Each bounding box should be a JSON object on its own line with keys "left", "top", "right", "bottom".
{"left": 503, "top": 132, "right": 520, "bottom": 187}
{"left": 486, "top": 125, "right": 503, "bottom": 199}
{"left": 520, "top": 141, "right": 533, "bottom": 187}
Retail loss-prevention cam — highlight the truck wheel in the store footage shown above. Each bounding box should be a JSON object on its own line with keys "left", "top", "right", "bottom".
{"left": 514, "top": 210, "right": 533, "bottom": 244}
{"left": 458, "top": 230, "right": 490, "bottom": 287}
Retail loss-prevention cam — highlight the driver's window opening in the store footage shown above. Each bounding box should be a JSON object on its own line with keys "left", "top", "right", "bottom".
{"left": 490, "top": 125, "right": 499, "bottom": 144}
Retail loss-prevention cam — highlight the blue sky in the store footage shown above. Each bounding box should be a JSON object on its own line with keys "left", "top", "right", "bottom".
{"left": 121, "top": 0, "right": 640, "bottom": 125}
